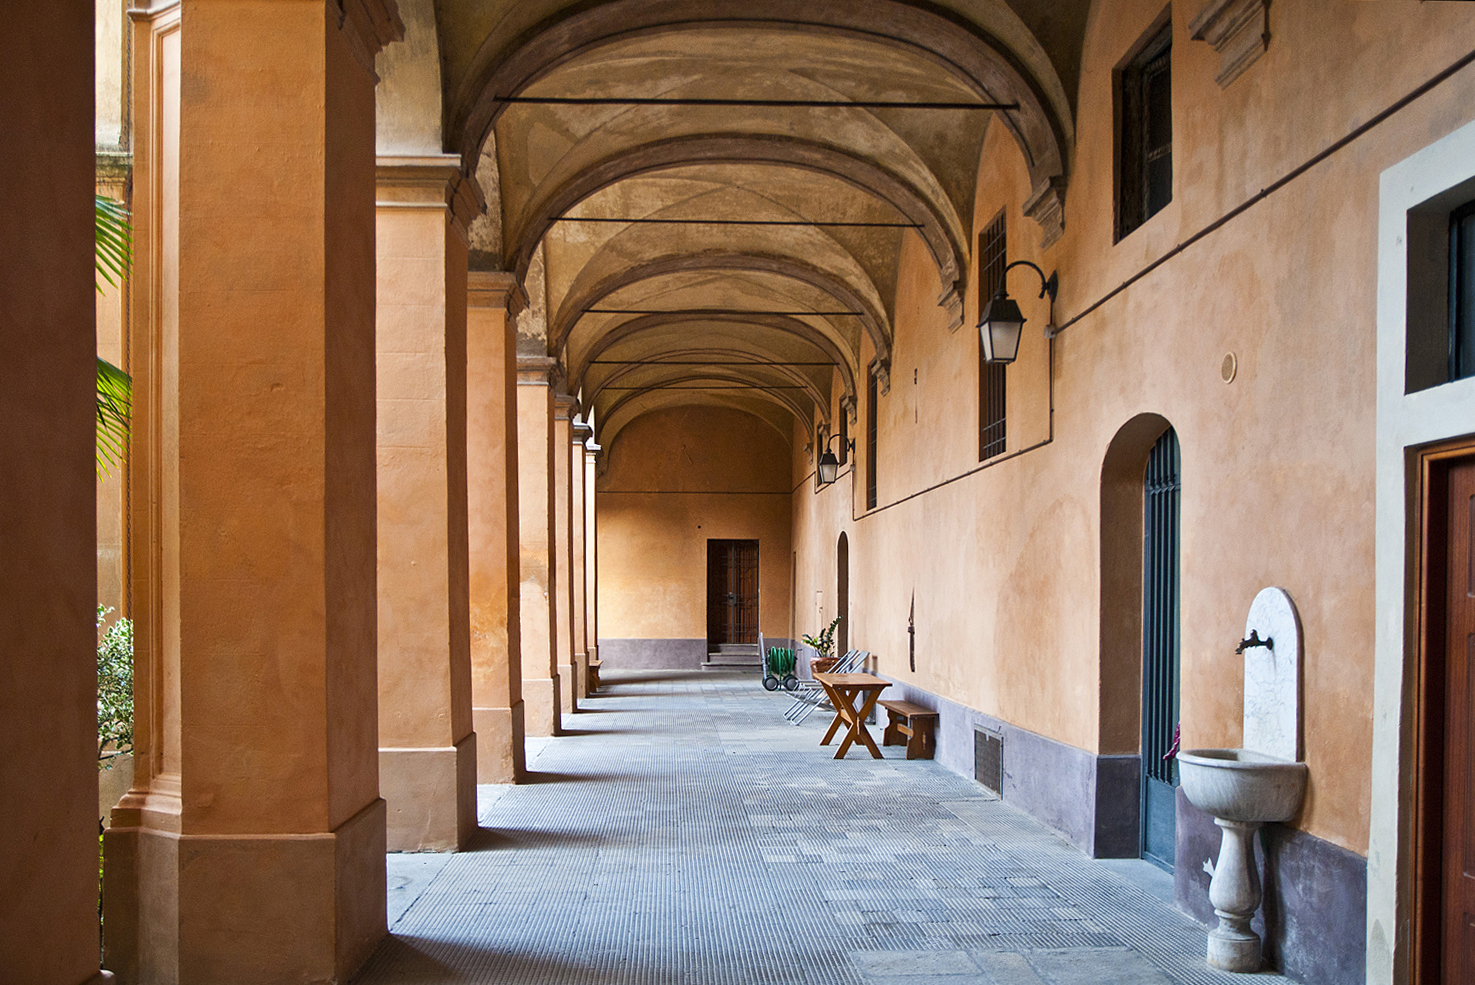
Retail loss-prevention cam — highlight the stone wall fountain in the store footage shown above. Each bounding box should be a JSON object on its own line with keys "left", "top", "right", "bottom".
{"left": 1175, "top": 587, "right": 1308, "bottom": 972}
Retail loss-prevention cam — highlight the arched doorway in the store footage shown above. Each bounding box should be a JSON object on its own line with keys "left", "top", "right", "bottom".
{"left": 1140, "top": 427, "right": 1181, "bottom": 870}
{"left": 1099, "top": 414, "right": 1179, "bottom": 866}
{"left": 836, "top": 532, "right": 850, "bottom": 654}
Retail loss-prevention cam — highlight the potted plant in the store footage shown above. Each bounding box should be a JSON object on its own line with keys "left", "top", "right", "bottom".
{"left": 802, "top": 616, "right": 842, "bottom": 674}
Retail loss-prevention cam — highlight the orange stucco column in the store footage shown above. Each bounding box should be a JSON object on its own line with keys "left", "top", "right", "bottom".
{"left": 374, "top": 156, "right": 481, "bottom": 851}
{"left": 585, "top": 441, "right": 602, "bottom": 688}
{"left": 0, "top": 5, "right": 106, "bottom": 983}
{"left": 468, "top": 273, "right": 525, "bottom": 782}
{"left": 571, "top": 421, "right": 593, "bottom": 698}
{"left": 104, "top": 3, "right": 401, "bottom": 983}
{"left": 517, "top": 357, "right": 562, "bottom": 736}
{"left": 553, "top": 395, "right": 578, "bottom": 715}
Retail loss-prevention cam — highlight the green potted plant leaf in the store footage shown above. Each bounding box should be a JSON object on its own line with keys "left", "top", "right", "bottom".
{"left": 802, "top": 616, "right": 842, "bottom": 674}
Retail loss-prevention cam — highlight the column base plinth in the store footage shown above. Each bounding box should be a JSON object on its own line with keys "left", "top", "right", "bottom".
{"left": 473, "top": 702, "right": 526, "bottom": 782}
{"left": 523, "top": 675, "right": 562, "bottom": 735}
{"left": 103, "top": 798, "right": 387, "bottom": 985}
{"left": 380, "top": 735, "right": 478, "bottom": 851}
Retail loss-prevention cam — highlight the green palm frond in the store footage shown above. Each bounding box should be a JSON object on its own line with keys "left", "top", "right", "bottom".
{"left": 95, "top": 195, "right": 132, "bottom": 293}
{"left": 95, "top": 195, "right": 134, "bottom": 477}
{"left": 96, "top": 357, "right": 131, "bottom": 479}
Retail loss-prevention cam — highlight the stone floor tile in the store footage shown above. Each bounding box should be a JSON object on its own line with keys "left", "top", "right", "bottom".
{"left": 847, "top": 948, "right": 982, "bottom": 975}
{"left": 364, "top": 670, "right": 1293, "bottom": 985}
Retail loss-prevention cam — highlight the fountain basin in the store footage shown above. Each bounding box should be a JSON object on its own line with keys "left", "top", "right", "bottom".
{"left": 1177, "top": 748, "right": 1307, "bottom": 823}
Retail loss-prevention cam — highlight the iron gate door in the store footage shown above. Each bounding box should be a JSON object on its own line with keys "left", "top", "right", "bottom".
{"left": 707, "top": 540, "right": 759, "bottom": 646}
{"left": 1141, "top": 427, "right": 1181, "bottom": 870}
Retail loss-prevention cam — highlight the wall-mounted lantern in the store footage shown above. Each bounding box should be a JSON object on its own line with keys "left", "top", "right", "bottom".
{"left": 817, "top": 433, "right": 855, "bottom": 486}
{"left": 979, "top": 260, "right": 1059, "bottom": 364}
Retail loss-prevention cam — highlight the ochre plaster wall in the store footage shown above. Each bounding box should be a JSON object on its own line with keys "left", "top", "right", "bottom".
{"left": 467, "top": 274, "right": 525, "bottom": 781}
{"left": 790, "top": 0, "right": 1475, "bottom": 857}
{"left": 106, "top": 4, "right": 392, "bottom": 981}
{"left": 0, "top": 5, "right": 103, "bottom": 981}
{"left": 598, "top": 406, "right": 792, "bottom": 643}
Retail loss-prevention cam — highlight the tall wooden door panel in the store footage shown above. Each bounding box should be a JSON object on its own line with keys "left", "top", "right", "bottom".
{"left": 1142, "top": 428, "right": 1181, "bottom": 871}
{"left": 1445, "top": 461, "right": 1475, "bottom": 983}
{"left": 707, "top": 539, "right": 759, "bottom": 646}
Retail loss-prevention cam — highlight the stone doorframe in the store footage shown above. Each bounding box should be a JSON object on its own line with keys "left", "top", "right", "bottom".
{"left": 1372, "top": 115, "right": 1475, "bottom": 984}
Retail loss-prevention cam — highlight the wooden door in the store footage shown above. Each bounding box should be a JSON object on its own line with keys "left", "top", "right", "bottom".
{"left": 707, "top": 540, "right": 759, "bottom": 646}
{"left": 1445, "top": 460, "right": 1475, "bottom": 982}
{"left": 1141, "top": 427, "right": 1181, "bottom": 871}
{"left": 837, "top": 533, "right": 850, "bottom": 654}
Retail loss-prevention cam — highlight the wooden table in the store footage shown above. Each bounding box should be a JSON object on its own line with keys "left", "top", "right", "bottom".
{"left": 813, "top": 672, "right": 891, "bottom": 759}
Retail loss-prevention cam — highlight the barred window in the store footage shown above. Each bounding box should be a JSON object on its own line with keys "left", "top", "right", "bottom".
{"left": 866, "top": 370, "right": 878, "bottom": 510}
{"left": 979, "top": 212, "right": 1007, "bottom": 461}
{"left": 1118, "top": 22, "right": 1172, "bottom": 241}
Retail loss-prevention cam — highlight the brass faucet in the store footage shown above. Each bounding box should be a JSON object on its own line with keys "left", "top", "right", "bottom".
{"left": 1235, "top": 629, "right": 1273, "bottom": 654}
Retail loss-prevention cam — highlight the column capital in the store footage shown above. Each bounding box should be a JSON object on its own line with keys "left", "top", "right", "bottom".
{"left": 128, "top": 2, "right": 180, "bottom": 23}
{"left": 376, "top": 155, "right": 485, "bottom": 242}
{"left": 517, "top": 355, "right": 558, "bottom": 386}
{"left": 572, "top": 421, "right": 594, "bottom": 443}
{"left": 468, "top": 271, "right": 524, "bottom": 312}
{"left": 336, "top": 0, "right": 404, "bottom": 77}
{"left": 554, "top": 392, "right": 580, "bottom": 421}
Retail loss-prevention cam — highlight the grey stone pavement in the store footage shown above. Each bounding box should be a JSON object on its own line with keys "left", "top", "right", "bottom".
{"left": 355, "top": 669, "right": 1292, "bottom": 985}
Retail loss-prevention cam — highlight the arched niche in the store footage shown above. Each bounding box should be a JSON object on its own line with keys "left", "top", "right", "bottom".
{"left": 1098, "top": 412, "right": 1174, "bottom": 756}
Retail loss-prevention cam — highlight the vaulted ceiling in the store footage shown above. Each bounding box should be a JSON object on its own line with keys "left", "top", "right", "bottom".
{"left": 378, "top": 0, "right": 1086, "bottom": 453}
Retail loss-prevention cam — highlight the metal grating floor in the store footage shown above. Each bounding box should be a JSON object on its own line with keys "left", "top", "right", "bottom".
{"left": 354, "top": 670, "right": 1292, "bottom": 985}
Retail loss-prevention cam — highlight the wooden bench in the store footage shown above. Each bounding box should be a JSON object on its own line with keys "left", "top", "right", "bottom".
{"left": 879, "top": 700, "right": 939, "bottom": 760}
{"left": 587, "top": 659, "right": 602, "bottom": 692}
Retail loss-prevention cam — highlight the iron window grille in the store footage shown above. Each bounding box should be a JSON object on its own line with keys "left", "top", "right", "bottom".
{"left": 978, "top": 212, "right": 1008, "bottom": 461}
{"left": 1450, "top": 199, "right": 1475, "bottom": 382}
{"left": 1118, "top": 23, "right": 1173, "bottom": 241}
{"left": 866, "top": 370, "right": 878, "bottom": 510}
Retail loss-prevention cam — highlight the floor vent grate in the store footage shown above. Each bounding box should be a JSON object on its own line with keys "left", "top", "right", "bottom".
{"left": 975, "top": 727, "right": 1003, "bottom": 795}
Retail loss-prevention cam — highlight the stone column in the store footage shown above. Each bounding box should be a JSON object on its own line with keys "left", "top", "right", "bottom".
{"left": 374, "top": 156, "right": 481, "bottom": 851}
{"left": 0, "top": 4, "right": 106, "bottom": 982}
{"left": 518, "top": 357, "right": 561, "bottom": 736}
{"left": 584, "top": 441, "right": 602, "bottom": 693}
{"left": 571, "top": 421, "right": 593, "bottom": 699}
{"left": 553, "top": 395, "right": 578, "bottom": 715}
{"left": 468, "top": 273, "right": 525, "bottom": 782}
{"left": 105, "top": 3, "right": 401, "bottom": 982}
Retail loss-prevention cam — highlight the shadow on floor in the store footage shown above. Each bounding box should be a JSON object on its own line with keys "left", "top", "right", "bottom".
{"left": 465, "top": 826, "right": 615, "bottom": 852}
{"left": 354, "top": 934, "right": 597, "bottom": 985}
{"left": 518, "top": 769, "right": 632, "bottom": 784}
{"left": 553, "top": 726, "right": 619, "bottom": 736}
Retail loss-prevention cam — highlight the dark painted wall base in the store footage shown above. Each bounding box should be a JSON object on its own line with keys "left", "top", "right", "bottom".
{"left": 1174, "top": 789, "right": 1367, "bottom": 985}
{"left": 876, "top": 678, "right": 1367, "bottom": 985}
{"left": 597, "top": 638, "right": 707, "bottom": 669}
{"left": 876, "top": 677, "right": 1139, "bottom": 858}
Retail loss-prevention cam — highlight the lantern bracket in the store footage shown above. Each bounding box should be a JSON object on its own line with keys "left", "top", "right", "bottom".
{"left": 994, "top": 260, "right": 1058, "bottom": 340}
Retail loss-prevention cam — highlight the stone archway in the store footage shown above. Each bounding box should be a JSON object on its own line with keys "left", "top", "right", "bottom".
{"left": 1098, "top": 412, "right": 1174, "bottom": 859}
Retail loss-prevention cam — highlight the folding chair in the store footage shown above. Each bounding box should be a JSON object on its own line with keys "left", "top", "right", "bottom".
{"left": 784, "top": 649, "right": 868, "bottom": 725}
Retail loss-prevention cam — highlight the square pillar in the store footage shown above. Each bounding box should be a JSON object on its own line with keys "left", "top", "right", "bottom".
{"left": 553, "top": 395, "right": 578, "bottom": 716}
{"left": 374, "top": 156, "right": 482, "bottom": 851}
{"left": 571, "top": 421, "right": 592, "bottom": 699}
{"left": 468, "top": 273, "right": 525, "bottom": 782}
{"left": 0, "top": 4, "right": 107, "bottom": 983}
{"left": 584, "top": 441, "right": 602, "bottom": 695}
{"left": 105, "top": 3, "right": 402, "bottom": 983}
{"left": 517, "top": 357, "right": 561, "bottom": 736}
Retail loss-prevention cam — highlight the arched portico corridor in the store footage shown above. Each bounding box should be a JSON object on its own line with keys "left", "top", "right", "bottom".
{"left": 355, "top": 670, "right": 1290, "bottom": 985}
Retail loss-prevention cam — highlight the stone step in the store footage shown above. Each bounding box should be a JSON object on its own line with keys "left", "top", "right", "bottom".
{"left": 703, "top": 658, "right": 763, "bottom": 670}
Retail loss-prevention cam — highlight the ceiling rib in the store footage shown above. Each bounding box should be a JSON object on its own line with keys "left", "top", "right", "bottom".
{"left": 589, "top": 360, "right": 834, "bottom": 366}
{"left": 585, "top": 308, "right": 862, "bottom": 316}
{"left": 553, "top": 217, "right": 919, "bottom": 228}
{"left": 492, "top": 96, "right": 1016, "bottom": 110}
